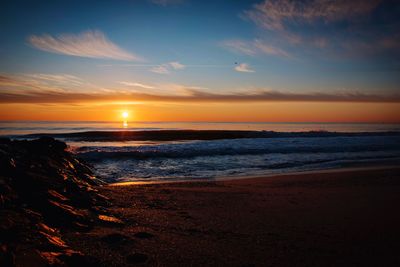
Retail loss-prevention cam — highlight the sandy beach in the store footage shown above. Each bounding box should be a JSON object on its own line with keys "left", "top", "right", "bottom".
{"left": 63, "top": 167, "right": 400, "bottom": 266}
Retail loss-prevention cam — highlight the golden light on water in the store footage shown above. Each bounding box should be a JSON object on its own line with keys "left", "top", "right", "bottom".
{"left": 121, "top": 111, "right": 129, "bottom": 128}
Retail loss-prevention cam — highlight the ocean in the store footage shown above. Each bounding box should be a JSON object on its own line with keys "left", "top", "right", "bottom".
{"left": 2, "top": 121, "right": 400, "bottom": 182}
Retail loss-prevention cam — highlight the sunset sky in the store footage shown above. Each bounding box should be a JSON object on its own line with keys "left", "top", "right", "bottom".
{"left": 1, "top": 0, "right": 399, "bottom": 122}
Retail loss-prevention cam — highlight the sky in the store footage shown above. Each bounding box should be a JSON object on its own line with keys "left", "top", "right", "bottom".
{"left": 0, "top": 0, "right": 399, "bottom": 122}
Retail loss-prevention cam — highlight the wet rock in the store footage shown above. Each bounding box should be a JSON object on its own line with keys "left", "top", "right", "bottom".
{"left": 0, "top": 138, "right": 109, "bottom": 266}
{"left": 98, "top": 214, "right": 124, "bottom": 226}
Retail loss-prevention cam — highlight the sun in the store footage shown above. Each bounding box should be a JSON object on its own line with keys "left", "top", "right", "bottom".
{"left": 122, "top": 111, "right": 129, "bottom": 119}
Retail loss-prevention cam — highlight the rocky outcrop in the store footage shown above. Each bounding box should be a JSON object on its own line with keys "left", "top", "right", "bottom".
{"left": 0, "top": 137, "right": 113, "bottom": 266}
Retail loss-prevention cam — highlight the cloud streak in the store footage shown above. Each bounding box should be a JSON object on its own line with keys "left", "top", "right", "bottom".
{"left": 150, "top": 65, "right": 170, "bottom": 74}
{"left": 1, "top": 89, "right": 399, "bottom": 104}
{"left": 222, "top": 40, "right": 257, "bottom": 56}
{"left": 254, "top": 39, "right": 290, "bottom": 58}
{"left": 235, "top": 63, "right": 255, "bottom": 73}
{"left": 1, "top": 74, "right": 398, "bottom": 104}
{"left": 150, "top": 61, "right": 186, "bottom": 74}
{"left": 237, "top": 0, "right": 394, "bottom": 59}
{"left": 245, "top": 0, "right": 381, "bottom": 32}
{"left": 222, "top": 39, "right": 291, "bottom": 58}
{"left": 2, "top": 73, "right": 399, "bottom": 105}
{"left": 28, "top": 30, "right": 142, "bottom": 61}
{"left": 119, "top": 82, "right": 155, "bottom": 89}
{"left": 169, "top": 61, "right": 185, "bottom": 70}
{"left": 0, "top": 73, "right": 101, "bottom": 95}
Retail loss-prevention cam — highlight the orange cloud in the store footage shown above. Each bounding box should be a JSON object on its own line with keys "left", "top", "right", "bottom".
{"left": 1, "top": 87, "right": 399, "bottom": 104}
{"left": 1, "top": 74, "right": 399, "bottom": 104}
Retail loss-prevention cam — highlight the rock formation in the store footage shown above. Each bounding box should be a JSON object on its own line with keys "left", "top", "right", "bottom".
{"left": 0, "top": 137, "right": 114, "bottom": 266}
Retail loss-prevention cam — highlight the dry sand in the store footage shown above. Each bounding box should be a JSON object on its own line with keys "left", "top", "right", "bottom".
{"left": 64, "top": 167, "right": 400, "bottom": 266}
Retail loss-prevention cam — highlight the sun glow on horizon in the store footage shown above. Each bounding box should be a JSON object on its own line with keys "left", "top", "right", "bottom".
{"left": 121, "top": 111, "right": 130, "bottom": 128}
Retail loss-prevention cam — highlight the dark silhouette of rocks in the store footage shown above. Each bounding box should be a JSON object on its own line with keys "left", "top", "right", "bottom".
{"left": 133, "top": 231, "right": 154, "bottom": 239}
{"left": 0, "top": 137, "right": 113, "bottom": 266}
{"left": 126, "top": 252, "right": 148, "bottom": 264}
{"left": 101, "top": 233, "right": 132, "bottom": 246}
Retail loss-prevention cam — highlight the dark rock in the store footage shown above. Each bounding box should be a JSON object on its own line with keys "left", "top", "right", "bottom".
{"left": 126, "top": 253, "right": 149, "bottom": 264}
{"left": 133, "top": 231, "right": 154, "bottom": 239}
{"left": 0, "top": 138, "right": 11, "bottom": 144}
{"left": 15, "top": 249, "right": 47, "bottom": 267}
{"left": 0, "top": 244, "right": 15, "bottom": 267}
{"left": 101, "top": 233, "right": 132, "bottom": 245}
{"left": 58, "top": 251, "right": 100, "bottom": 267}
{"left": 98, "top": 214, "right": 124, "bottom": 226}
{"left": 26, "top": 136, "right": 67, "bottom": 152}
{"left": 0, "top": 138, "right": 109, "bottom": 266}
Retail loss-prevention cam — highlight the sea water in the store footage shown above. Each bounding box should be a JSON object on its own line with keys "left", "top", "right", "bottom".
{"left": 2, "top": 121, "right": 400, "bottom": 182}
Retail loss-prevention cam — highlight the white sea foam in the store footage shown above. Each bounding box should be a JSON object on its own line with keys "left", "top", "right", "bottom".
{"left": 75, "top": 136, "right": 400, "bottom": 182}
{"left": 2, "top": 121, "right": 400, "bottom": 182}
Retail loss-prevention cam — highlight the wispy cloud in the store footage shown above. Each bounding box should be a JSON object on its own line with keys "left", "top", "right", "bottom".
{"left": 222, "top": 39, "right": 290, "bottom": 58}
{"left": 120, "top": 82, "right": 208, "bottom": 96}
{"left": 239, "top": 0, "right": 391, "bottom": 58}
{"left": 235, "top": 63, "right": 255, "bottom": 73}
{"left": 245, "top": 0, "right": 381, "bottom": 32}
{"left": 119, "top": 81, "right": 155, "bottom": 89}
{"left": 1, "top": 74, "right": 399, "bottom": 104}
{"left": 25, "top": 74, "right": 84, "bottom": 86}
{"left": 150, "top": 61, "right": 186, "bottom": 74}
{"left": 169, "top": 61, "right": 185, "bottom": 70}
{"left": 1, "top": 88, "right": 399, "bottom": 104}
{"left": 150, "top": 65, "right": 170, "bottom": 74}
{"left": 28, "top": 30, "right": 142, "bottom": 61}
{"left": 0, "top": 75, "right": 25, "bottom": 87}
{"left": 221, "top": 40, "right": 257, "bottom": 56}
{"left": 99, "top": 63, "right": 231, "bottom": 68}
{"left": 254, "top": 39, "right": 291, "bottom": 58}
{"left": 0, "top": 73, "right": 100, "bottom": 95}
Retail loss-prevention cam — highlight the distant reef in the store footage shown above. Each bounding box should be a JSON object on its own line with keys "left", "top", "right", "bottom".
{"left": 0, "top": 137, "right": 120, "bottom": 266}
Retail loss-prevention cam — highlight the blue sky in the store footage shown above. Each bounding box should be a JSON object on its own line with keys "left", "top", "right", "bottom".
{"left": 0, "top": 0, "right": 399, "bottom": 105}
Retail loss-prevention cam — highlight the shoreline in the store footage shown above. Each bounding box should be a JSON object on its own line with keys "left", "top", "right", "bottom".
{"left": 108, "top": 162, "right": 400, "bottom": 186}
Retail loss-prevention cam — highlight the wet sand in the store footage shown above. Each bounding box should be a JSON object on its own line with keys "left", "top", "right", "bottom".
{"left": 64, "top": 167, "right": 400, "bottom": 266}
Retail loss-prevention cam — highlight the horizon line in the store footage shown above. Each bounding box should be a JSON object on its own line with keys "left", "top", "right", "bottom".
{"left": 0, "top": 120, "right": 399, "bottom": 124}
